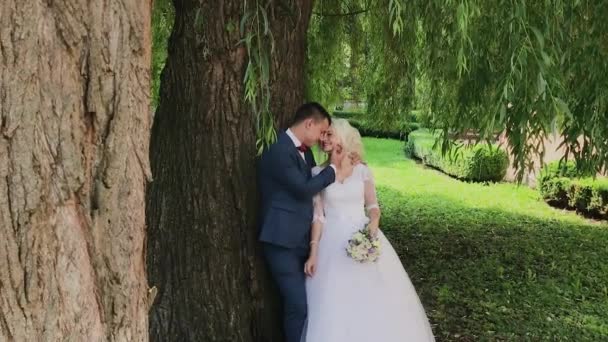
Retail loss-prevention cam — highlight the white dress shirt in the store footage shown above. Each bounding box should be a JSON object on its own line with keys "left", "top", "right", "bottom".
{"left": 286, "top": 128, "right": 306, "bottom": 161}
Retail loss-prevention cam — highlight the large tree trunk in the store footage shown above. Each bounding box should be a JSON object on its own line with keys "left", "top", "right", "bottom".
{"left": 146, "top": 1, "right": 313, "bottom": 341}
{"left": 268, "top": 3, "right": 314, "bottom": 130}
{"left": 0, "top": 1, "right": 151, "bottom": 341}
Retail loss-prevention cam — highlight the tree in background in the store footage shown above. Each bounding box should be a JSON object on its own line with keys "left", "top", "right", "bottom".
{"left": 146, "top": 1, "right": 313, "bottom": 340}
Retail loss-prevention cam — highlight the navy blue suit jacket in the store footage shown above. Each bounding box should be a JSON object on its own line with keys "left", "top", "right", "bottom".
{"left": 258, "top": 132, "right": 336, "bottom": 248}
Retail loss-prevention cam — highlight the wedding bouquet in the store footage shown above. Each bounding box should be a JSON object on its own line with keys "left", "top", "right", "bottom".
{"left": 346, "top": 227, "right": 381, "bottom": 263}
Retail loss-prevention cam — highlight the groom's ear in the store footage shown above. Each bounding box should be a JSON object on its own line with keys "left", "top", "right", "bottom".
{"left": 304, "top": 118, "right": 313, "bottom": 128}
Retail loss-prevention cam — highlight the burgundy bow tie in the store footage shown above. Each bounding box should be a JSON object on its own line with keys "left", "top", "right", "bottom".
{"left": 297, "top": 144, "right": 309, "bottom": 153}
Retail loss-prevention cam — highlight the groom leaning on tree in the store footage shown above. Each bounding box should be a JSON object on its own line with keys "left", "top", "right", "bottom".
{"left": 257, "top": 102, "right": 350, "bottom": 342}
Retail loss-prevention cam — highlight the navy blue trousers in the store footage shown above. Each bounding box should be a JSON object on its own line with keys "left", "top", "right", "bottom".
{"left": 263, "top": 243, "right": 309, "bottom": 342}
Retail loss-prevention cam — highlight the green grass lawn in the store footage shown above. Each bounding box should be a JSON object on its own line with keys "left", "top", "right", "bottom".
{"left": 363, "top": 137, "right": 608, "bottom": 341}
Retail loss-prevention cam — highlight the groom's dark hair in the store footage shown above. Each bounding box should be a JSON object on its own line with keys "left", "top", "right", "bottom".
{"left": 291, "top": 102, "right": 332, "bottom": 126}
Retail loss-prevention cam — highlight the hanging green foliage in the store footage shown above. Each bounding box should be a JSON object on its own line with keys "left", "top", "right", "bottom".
{"left": 240, "top": 1, "right": 277, "bottom": 154}
{"left": 410, "top": 0, "right": 608, "bottom": 179}
{"left": 305, "top": 0, "right": 359, "bottom": 108}
{"left": 151, "top": 0, "right": 175, "bottom": 109}
{"left": 151, "top": 0, "right": 608, "bottom": 176}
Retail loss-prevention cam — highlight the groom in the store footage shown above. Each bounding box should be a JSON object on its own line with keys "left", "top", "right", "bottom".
{"left": 258, "top": 102, "right": 350, "bottom": 342}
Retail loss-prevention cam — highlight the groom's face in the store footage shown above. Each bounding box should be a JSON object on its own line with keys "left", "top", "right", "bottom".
{"left": 304, "top": 117, "right": 330, "bottom": 147}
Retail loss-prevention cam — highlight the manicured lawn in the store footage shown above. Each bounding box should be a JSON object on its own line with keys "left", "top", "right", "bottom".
{"left": 364, "top": 137, "right": 608, "bottom": 341}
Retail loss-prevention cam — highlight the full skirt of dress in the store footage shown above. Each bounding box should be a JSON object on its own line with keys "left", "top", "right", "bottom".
{"left": 304, "top": 216, "right": 435, "bottom": 342}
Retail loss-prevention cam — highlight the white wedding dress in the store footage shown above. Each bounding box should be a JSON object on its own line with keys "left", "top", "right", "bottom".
{"left": 304, "top": 164, "right": 435, "bottom": 342}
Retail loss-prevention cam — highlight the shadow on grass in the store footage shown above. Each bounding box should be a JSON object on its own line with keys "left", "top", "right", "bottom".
{"left": 377, "top": 186, "right": 608, "bottom": 341}
{"left": 544, "top": 198, "right": 608, "bottom": 222}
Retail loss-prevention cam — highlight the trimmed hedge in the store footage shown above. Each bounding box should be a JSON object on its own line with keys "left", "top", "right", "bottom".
{"left": 333, "top": 111, "right": 363, "bottom": 120}
{"left": 349, "top": 119, "right": 420, "bottom": 141}
{"left": 538, "top": 161, "right": 608, "bottom": 218}
{"left": 334, "top": 110, "right": 420, "bottom": 123}
{"left": 332, "top": 111, "right": 421, "bottom": 140}
{"left": 406, "top": 130, "right": 509, "bottom": 182}
{"left": 539, "top": 177, "right": 572, "bottom": 207}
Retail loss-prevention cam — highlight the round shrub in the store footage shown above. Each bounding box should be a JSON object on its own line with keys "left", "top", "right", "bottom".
{"left": 406, "top": 130, "right": 508, "bottom": 182}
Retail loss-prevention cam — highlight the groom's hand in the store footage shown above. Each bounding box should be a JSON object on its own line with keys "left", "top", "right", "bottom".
{"left": 331, "top": 144, "right": 354, "bottom": 182}
{"left": 339, "top": 154, "right": 356, "bottom": 181}
{"left": 349, "top": 152, "right": 365, "bottom": 166}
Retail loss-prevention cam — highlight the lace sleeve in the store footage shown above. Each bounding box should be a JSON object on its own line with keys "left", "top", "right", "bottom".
{"left": 363, "top": 166, "right": 379, "bottom": 211}
{"left": 311, "top": 166, "right": 326, "bottom": 223}
{"left": 312, "top": 194, "right": 325, "bottom": 223}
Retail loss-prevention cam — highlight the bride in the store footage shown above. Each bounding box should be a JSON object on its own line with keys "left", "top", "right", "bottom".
{"left": 303, "top": 119, "right": 435, "bottom": 342}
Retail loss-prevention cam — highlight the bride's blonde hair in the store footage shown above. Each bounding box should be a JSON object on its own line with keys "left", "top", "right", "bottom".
{"left": 327, "top": 118, "right": 364, "bottom": 161}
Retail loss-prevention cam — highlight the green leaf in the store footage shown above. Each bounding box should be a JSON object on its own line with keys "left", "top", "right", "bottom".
{"left": 240, "top": 11, "right": 252, "bottom": 33}
{"left": 554, "top": 97, "right": 572, "bottom": 119}
{"left": 530, "top": 26, "right": 544, "bottom": 48}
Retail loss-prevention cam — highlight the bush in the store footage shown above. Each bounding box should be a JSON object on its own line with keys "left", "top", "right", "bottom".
{"left": 539, "top": 177, "right": 572, "bottom": 207}
{"left": 589, "top": 182, "right": 608, "bottom": 214}
{"left": 335, "top": 110, "right": 421, "bottom": 123}
{"left": 571, "top": 179, "right": 608, "bottom": 216}
{"left": 349, "top": 119, "right": 419, "bottom": 141}
{"left": 408, "top": 110, "right": 422, "bottom": 123}
{"left": 538, "top": 162, "right": 608, "bottom": 218}
{"left": 405, "top": 130, "right": 436, "bottom": 159}
{"left": 538, "top": 161, "right": 608, "bottom": 217}
{"left": 332, "top": 111, "right": 362, "bottom": 120}
{"left": 537, "top": 160, "right": 593, "bottom": 188}
{"left": 567, "top": 179, "right": 595, "bottom": 212}
{"left": 406, "top": 122, "right": 421, "bottom": 132}
{"left": 333, "top": 111, "right": 422, "bottom": 141}
{"left": 407, "top": 130, "right": 509, "bottom": 182}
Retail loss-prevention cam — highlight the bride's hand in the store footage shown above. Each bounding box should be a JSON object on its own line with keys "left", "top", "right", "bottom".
{"left": 304, "top": 255, "right": 317, "bottom": 277}
{"left": 367, "top": 222, "right": 379, "bottom": 237}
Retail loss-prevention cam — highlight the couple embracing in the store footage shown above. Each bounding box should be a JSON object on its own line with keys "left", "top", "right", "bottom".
{"left": 258, "top": 103, "right": 435, "bottom": 342}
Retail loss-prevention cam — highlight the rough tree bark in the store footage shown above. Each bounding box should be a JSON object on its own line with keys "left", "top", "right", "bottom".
{"left": 146, "top": 0, "right": 313, "bottom": 341}
{"left": 268, "top": 2, "right": 315, "bottom": 130}
{"left": 0, "top": 1, "right": 151, "bottom": 341}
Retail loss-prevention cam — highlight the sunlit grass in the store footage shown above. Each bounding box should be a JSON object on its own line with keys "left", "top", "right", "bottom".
{"left": 364, "top": 137, "right": 608, "bottom": 341}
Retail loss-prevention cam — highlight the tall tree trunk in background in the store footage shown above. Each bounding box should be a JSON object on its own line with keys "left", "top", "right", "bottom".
{"left": 0, "top": 1, "right": 151, "bottom": 341}
{"left": 268, "top": 3, "right": 314, "bottom": 130}
{"left": 146, "top": 1, "right": 313, "bottom": 341}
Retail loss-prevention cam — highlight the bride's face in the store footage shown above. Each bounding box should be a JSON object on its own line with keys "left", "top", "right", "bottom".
{"left": 321, "top": 126, "right": 341, "bottom": 152}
